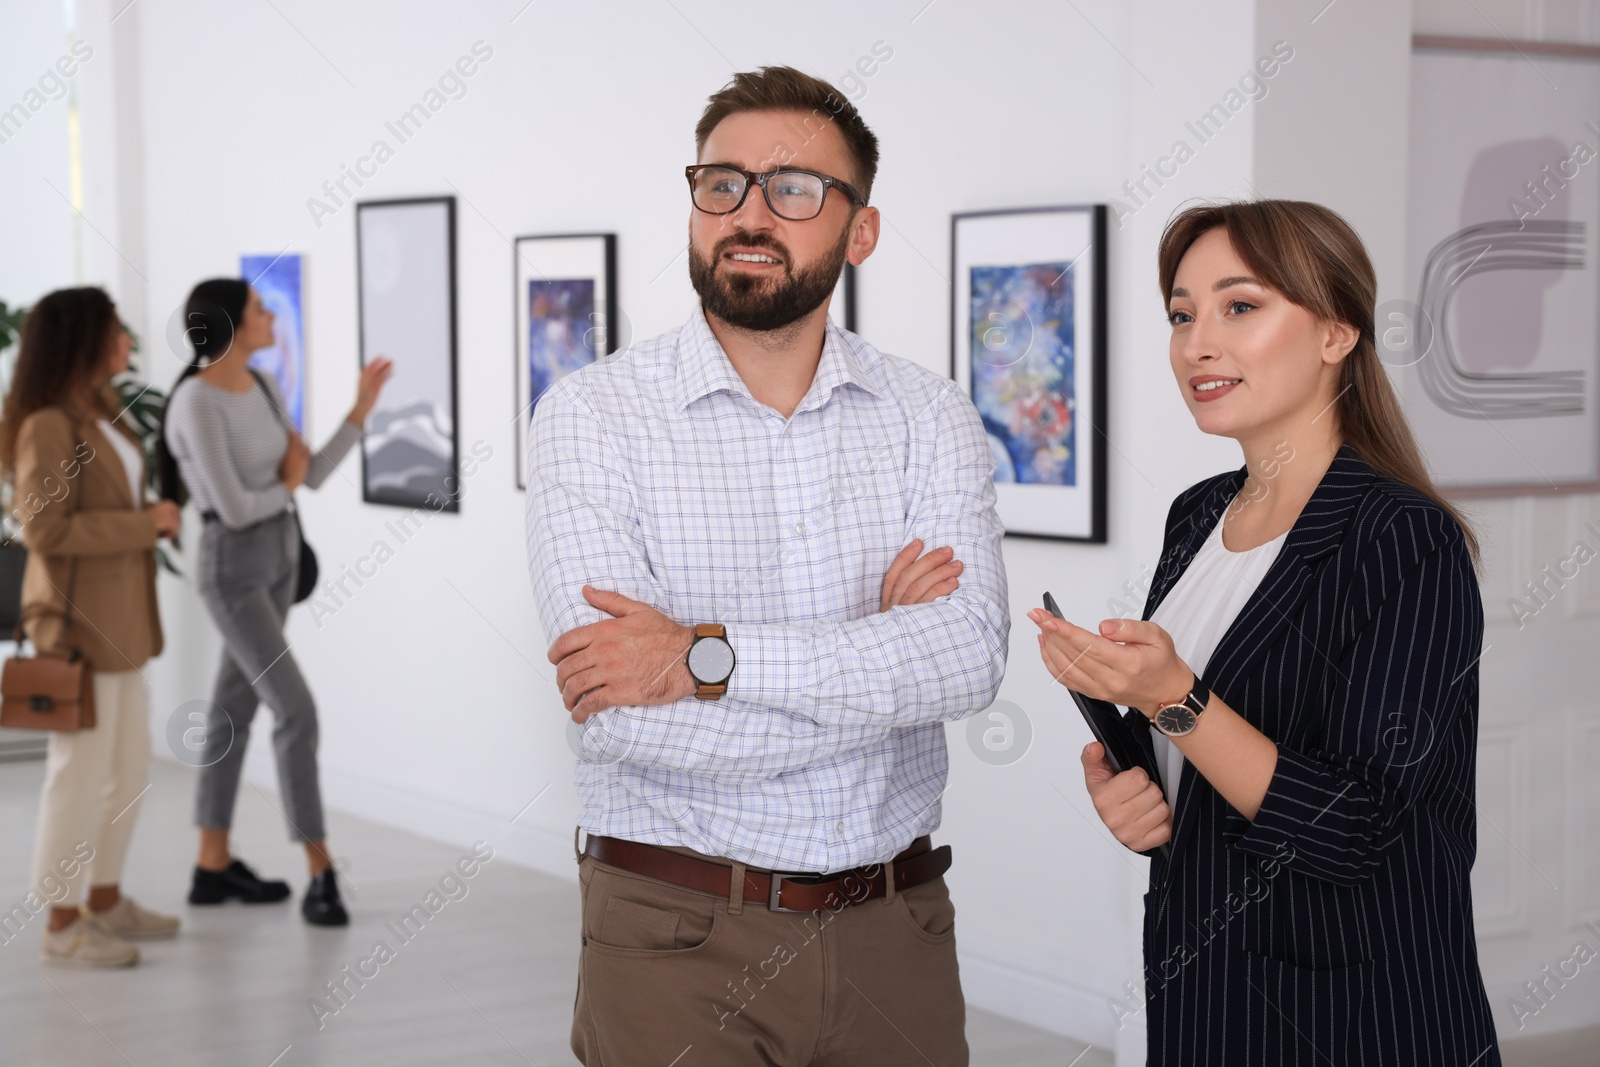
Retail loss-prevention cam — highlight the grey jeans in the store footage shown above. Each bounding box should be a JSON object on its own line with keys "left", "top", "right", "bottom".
{"left": 193, "top": 509, "right": 325, "bottom": 843}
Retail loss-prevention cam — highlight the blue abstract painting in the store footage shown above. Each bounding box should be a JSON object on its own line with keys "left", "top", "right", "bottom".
{"left": 969, "top": 262, "right": 1076, "bottom": 486}
{"left": 241, "top": 253, "right": 306, "bottom": 432}
{"left": 528, "top": 278, "right": 597, "bottom": 406}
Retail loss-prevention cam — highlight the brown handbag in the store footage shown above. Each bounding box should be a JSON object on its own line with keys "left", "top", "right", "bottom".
{"left": 1, "top": 424, "right": 96, "bottom": 732}
{"left": 0, "top": 624, "right": 96, "bottom": 730}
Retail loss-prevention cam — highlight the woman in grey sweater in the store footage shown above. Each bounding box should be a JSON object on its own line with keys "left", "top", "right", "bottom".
{"left": 158, "top": 278, "right": 391, "bottom": 926}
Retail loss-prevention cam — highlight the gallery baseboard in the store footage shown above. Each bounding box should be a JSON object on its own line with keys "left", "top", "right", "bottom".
{"left": 194, "top": 750, "right": 1116, "bottom": 1048}
{"left": 956, "top": 933, "right": 1120, "bottom": 1047}
{"left": 0, "top": 733, "right": 47, "bottom": 763}
{"left": 314, "top": 760, "right": 581, "bottom": 882}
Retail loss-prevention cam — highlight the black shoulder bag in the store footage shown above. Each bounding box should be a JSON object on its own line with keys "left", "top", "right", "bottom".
{"left": 246, "top": 369, "right": 319, "bottom": 603}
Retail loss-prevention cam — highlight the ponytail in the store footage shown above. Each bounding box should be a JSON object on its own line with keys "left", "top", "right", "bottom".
{"left": 157, "top": 278, "right": 249, "bottom": 505}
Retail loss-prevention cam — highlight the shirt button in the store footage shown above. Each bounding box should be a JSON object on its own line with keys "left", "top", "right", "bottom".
{"left": 835, "top": 821, "right": 846, "bottom": 835}
{"left": 795, "top": 522, "right": 809, "bottom": 536}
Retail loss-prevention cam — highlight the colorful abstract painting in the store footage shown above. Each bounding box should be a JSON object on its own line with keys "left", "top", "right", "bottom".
{"left": 512, "top": 233, "right": 615, "bottom": 489}
{"left": 241, "top": 253, "right": 305, "bottom": 432}
{"left": 969, "top": 262, "right": 1076, "bottom": 486}
{"left": 528, "top": 278, "right": 597, "bottom": 407}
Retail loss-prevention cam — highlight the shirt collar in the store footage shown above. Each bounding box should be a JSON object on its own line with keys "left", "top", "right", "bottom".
{"left": 674, "top": 304, "right": 882, "bottom": 414}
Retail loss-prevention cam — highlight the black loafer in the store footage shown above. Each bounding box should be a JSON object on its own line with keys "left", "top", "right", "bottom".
{"left": 188, "top": 859, "right": 292, "bottom": 905}
{"left": 302, "top": 870, "right": 348, "bottom": 927}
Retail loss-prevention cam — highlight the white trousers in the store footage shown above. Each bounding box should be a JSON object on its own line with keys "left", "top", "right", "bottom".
{"left": 29, "top": 669, "right": 151, "bottom": 906}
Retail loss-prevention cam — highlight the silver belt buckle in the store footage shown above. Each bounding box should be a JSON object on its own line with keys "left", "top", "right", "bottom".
{"left": 767, "top": 872, "right": 817, "bottom": 913}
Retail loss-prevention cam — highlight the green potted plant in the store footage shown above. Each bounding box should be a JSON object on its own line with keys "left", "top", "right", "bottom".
{"left": 0, "top": 299, "right": 28, "bottom": 633}
{"left": 111, "top": 324, "right": 179, "bottom": 575}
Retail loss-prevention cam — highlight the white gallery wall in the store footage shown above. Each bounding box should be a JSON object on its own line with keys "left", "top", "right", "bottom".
{"left": 0, "top": 1, "right": 79, "bottom": 312}
{"left": 1407, "top": 0, "right": 1600, "bottom": 1042}
{"left": 9, "top": 0, "right": 1595, "bottom": 1059}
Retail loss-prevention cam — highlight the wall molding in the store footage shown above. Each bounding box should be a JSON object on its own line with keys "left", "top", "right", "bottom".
{"left": 1565, "top": 710, "right": 1600, "bottom": 928}
{"left": 1565, "top": 494, "right": 1600, "bottom": 619}
{"left": 1475, "top": 728, "right": 1533, "bottom": 938}
{"left": 1414, "top": 33, "right": 1600, "bottom": 59}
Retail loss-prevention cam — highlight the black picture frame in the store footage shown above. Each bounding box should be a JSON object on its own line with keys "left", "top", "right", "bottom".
{"left": 829, "top": 261, "right": 857, "bottom": 333}
{"left": 512, "top": 232, "right": 620, "bottom": 490}
{"left": 354, "top": 196, "right": 461, "bottom": 512}
{"left": 950, "top": 204, "right": 1108, "bottom": 543}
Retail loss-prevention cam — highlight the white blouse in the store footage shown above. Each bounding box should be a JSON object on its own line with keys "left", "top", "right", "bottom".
{"left": 1146, "top": 506, "right": 1288, "bottom": 810}
{"left": 97, "top": 418, "right": 144, "bottom": 509}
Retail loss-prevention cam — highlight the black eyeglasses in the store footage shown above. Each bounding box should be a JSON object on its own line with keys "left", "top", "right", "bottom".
{"left": 685, "top": 164, "right": 867, "bottom": 222}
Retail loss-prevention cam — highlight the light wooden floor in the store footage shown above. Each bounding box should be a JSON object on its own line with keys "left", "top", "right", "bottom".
{"left": 5, "top": 758, "right": 1592, "bottom": 1066}
{"left": 0, "top": 758, "right": 1105, "bottom": 1067}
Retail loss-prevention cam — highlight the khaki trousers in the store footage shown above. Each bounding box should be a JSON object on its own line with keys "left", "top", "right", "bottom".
{"left": 29, "top": 669, "right": 150, "bottom": 905}
{"left": 572, "top": 839, "right": 969, "bottom": 1066}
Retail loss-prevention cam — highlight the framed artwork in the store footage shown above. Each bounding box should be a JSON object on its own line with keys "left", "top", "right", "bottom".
{"left": 829, "top": 262, "right": 857, "bottom": 333}
{"left": 1402, "top": 37, "right": 1600, "bottom": 494}
{"left": 951, "top": 205, "right": 1107, "bottom": 542}
{"left": 241, "top": 253, "right": 306, "bottom": 433}
{"left": 355, "top": 196, "right": 460, "bottom": 511}
{"left": 513, "top": 233, "right": 618, "bottom": 489}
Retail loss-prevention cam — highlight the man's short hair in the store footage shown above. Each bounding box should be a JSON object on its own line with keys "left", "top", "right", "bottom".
{"left": 694, "top": 65, "right": 881, "bottom": 202}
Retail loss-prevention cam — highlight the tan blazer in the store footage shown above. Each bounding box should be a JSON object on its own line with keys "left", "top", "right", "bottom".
{"left": 14, "top": 406, "right": 163, "bottom": 671}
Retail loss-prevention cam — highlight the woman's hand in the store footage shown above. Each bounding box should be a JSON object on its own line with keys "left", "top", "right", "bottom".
{"left": 1027, "top": 610, "right": 1193, "bottom": 717}
{"left": 1082, "top": 741, "right": 1172, "bottom": 852}
{"left": 347, "top": 356, "right": 394, "bottom": 427}
{"left": 880, "top": 538, "right": 963, "bottom": 612}
{"left": 148, "top": 500, "right": 181, "bottom": 540}
{"left": 279, "top": 436, "right": 311, "bottom": 492}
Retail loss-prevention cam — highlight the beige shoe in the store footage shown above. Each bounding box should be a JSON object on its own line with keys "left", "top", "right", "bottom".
{"left": 89, "top": 896, "right": 180, "bottom": 941}
{"left": 41, "top": 917, "right": 139, "bottom": 968}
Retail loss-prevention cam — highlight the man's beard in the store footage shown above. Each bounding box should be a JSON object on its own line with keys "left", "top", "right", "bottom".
{"left": 688, "top": 226, "right": 850, "bottom": 333}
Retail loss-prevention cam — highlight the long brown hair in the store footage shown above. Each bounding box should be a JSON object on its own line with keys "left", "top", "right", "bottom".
{"left": 0, "top": 286, "right": 120, "bottom": 480}
{"left": 1157, "top": 199, "right": 1480, "bottom": 566}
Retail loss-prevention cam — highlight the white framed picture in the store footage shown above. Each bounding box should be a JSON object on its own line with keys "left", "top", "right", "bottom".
{"left": 513, "top": 233, "right": 617, "bottom": 489}
{"left": 951, "top": 205, "right": 1107, "bottom": 542}
{"left": 1402, "top": 40, "right": 1600, "bottom": 494}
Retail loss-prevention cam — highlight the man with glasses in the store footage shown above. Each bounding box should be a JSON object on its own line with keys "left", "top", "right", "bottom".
{"left": 526, "top": 65, "right": 1008, "bottom": 1065}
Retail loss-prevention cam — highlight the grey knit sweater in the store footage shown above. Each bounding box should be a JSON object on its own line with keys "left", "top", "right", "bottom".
{"left": 165, "top": 373, "right": 360, "bottom": 528}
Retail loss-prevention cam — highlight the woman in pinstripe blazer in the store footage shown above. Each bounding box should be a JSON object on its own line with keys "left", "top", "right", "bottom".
{"left": 1031, "top": 200, "right": 1501, "bottom": 1065}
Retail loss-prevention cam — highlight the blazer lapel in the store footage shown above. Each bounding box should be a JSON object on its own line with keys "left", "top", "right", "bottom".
{"left": 1146, "top": 445, "right": 1376, "bottom": 902}
{"left": 79, "top": 418, "right": 138, "bottom": 509}
{"left": 1142, "top": 470, "right": 1245, "bottom": 622}
{"left": 1203, "top": 444, "right": 1374, "bottom": 687}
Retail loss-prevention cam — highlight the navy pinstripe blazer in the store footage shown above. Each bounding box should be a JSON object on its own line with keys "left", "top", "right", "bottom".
{"left": 1129, "top": 444, "right": 1501, "bottom": 1066}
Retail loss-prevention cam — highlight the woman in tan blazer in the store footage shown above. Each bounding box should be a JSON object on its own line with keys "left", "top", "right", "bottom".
{"left": 1, "top": 287, "right": 182, "bottom": 968}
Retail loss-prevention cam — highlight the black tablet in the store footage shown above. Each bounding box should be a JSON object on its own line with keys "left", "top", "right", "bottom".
{"left": 1043, "top": 592, "right": 1172, "bottom": 862}
{"left": 1063, "top": 688, "right": 1159, "bottom": 780}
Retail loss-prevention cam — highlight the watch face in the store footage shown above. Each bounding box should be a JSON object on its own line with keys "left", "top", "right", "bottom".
{"left": 1156, "top": 703, "right": 1198, "bottom": 737}
{"left": 687, "top": 636, "right": 735, "bottom": 685}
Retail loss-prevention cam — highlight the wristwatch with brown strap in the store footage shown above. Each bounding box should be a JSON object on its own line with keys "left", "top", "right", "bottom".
{"left": 686, "top": 623, "right": 735, "bottom": 700}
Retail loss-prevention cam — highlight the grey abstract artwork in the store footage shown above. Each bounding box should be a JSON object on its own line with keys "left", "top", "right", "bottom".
{"left": 1403, "top": 44, "right": 1600, "bottom": 493}
{"left": 355, "top": 197, "right": 460, "bottom": 511}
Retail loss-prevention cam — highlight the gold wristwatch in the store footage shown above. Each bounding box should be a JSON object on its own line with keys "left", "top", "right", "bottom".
{"left": 1153, "top": 673, "right": 1211, "bottom": 738}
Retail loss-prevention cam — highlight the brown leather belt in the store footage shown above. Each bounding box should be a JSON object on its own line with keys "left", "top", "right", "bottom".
{"left": 583, "top": 834, "right": 952, "bottom": 914}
